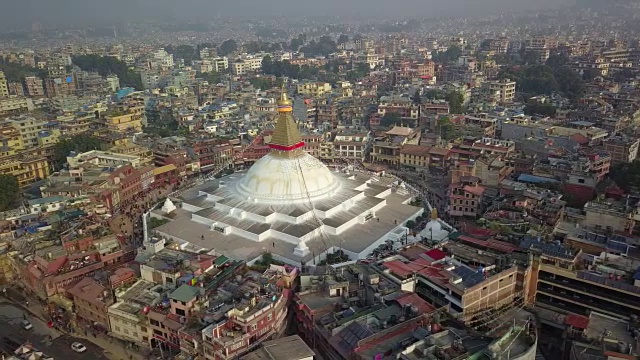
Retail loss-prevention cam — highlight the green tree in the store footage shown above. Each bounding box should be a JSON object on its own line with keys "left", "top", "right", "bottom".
{"left": 218, "top": 39, "right": 238, "bottom": 56}
{"left": 197, "top": 71, "right": 222, "bottom": 84}
{"left": 337, "top": 34, "right": 349, "bottom": 44}
{"left": 524, "top": 103, "right": 557, "bottom": 117}
{"left": 424, "top": 89, "right": 443, "bottom": 100}
{"left": 0, "top": 175, "right": 20, "bottom": 212}
{"left": 413, "top": 89, "right": 422, "bottom": 105}
{"left": 445, "top": 91, "right": 464, "bottom": 114}
{"left": 290, "top": 36, "right": 304, "bottom": 51}
{"left": 381, "top": 112, "right": 401, "bottom": 127}
{"left": 166, "top": 45, "right": 196, "bottom": 65}
{"left": 0, "top": 58, "right": 47, "bottom": 82}
{"left": 72, "top": 55, "right": 142, "bottom": 89}
{"left": 53, "top": 135, "right": 105, "bottom": 170}
{"left": 610, "top": 160, "right": 640, "bottom": 193}
{"left": 437, "top": 116, "right": 458, "bottom": 140}
{"left": 300, "top": 36, "right": 337, "bottom": 57}
{"left": 406, "top": 220, "right": 416, "bottom": 229}
{"left": 546, "top": 54, "right": 569, "bottom": 68}
{"left": 433, "top": 46, "right": 462, "bottom": 64}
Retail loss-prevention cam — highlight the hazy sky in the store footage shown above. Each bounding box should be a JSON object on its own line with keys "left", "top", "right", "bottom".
{"left": 2, "top": 0, "right": 570, "bottom": 29}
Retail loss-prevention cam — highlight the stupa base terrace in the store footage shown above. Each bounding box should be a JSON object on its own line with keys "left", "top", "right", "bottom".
{"left": 151, "top": 170, "right": 422, "bottom": 265}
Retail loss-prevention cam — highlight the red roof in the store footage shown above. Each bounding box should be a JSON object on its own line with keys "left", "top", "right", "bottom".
{"left": 47, "top": 256, "right": 68, "bottom": 274}
{"left": 463, "top": 185, "right": 486, "bottom": 197}
{"left": 458, "top": 235, "right": 517, "bottom": 254}
{"left": 396, "top": 292, "right": 436, "bottom": 314}
{"left": 383, "top": 260, "right": 414, "bottom": 278}
{"left": 424, "top": 249, "right": 446, "bottom": 261}
{"left": 565, "top": 313, "right": 590, "bottom": 329}
{"left": 570, "top": 133, "right": 590, "bottom": 145}
{"left": 413, "top": 257, "right": 433, "bottom": 266}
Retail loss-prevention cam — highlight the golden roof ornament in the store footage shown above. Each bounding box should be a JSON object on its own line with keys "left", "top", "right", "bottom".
{"left": 269, "top": 85, "right": 305, "bottom": 155}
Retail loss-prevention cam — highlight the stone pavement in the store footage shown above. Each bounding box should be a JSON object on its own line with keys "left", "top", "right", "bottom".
{"left": 3, "top": 287, "right": 146, "bottom": 360}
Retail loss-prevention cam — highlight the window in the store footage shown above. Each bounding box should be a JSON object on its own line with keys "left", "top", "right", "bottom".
{"left": 267, "top": 313, "right": 273, "bottom": 321}
{"left": 252, "top": 324, "right": 257, "bottom": 331}
{"left": 578, "top": 178, "right": 585, "bottom": 184}
{"left": 115, "top": 326, "right": 121, "bottom": 332}
{"left": 150, "top": 320, "right": 160, "bottom": 327}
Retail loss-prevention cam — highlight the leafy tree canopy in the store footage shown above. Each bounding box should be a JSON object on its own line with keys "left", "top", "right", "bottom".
{"left": 610, "top": 160, "right": 640, "bottom": 193}
{"left": 164, "top": 45, "right": 197, "bottom": 66}
{"left": 0, "top": 175, "right": 20, "bottom": 212}
{"left": 197, "top": 71, "right": 222, "bottom": 85}
{"left": 498, "top": 64, "right": 585, "bottom": 103}
{"left": 218, "top": 40, "right": 238, "bottom": 56}
{"left": 381, "top": 112, "right": 401, "bottom": 127}
{"left": 300, "top": 36, "right": 337, "bottom": 57}
{"left": 72, "top": 55, "right": 142, "bottom": 90}
{"left": 445, "top": 91, "right": 465, "bottom": 114}
{"left": 0, "top": 58, "right": 48, "bottom": 82}
{"left": 53, "top": 135, "right": 105, "bottom": 170}
{"left": 433, "top": 46, "right": 462, "bottom": 64}
{"left": 524, "top": 103, "right": 557, "bottom": 117}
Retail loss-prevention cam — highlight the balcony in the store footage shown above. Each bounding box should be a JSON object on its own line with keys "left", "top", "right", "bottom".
{"left": 538, "top": 272, "right": 640, "bottom": 309}
{"left": 536, "top": 284, "right": 635, "bottom": 319}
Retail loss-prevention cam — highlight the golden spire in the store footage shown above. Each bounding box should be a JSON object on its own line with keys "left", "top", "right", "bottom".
{"left": 431, "top": 208, "right": 438, "bottom": 221}
{"left": 269, "top": 86, "right": 304, "bottom": 156}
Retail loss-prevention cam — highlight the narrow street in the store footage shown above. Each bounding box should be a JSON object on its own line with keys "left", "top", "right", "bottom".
{"left": 0, "top": 299, "right": 109, "bottom": 359}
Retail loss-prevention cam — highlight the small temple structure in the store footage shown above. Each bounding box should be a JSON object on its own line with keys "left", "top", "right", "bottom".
{"left": 151, "top": 91, "right": 423, "bottom": 264}
{"left": 420, "top": 208, "right": 449, "bottom": 243}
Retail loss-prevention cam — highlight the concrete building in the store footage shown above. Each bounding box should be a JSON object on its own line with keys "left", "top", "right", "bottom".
{"left": 296, "top": 82, "right": 332, "bottom": 97}
{"left": 24, "top": 76, "right": 45, "bottom": 97}
{"left": 45, "top": 75, "right": 75, "bottom": 97}
{"left": 68, "top": 277, "right": 114, "bottom": 330}
{"left": 603, "top": 136, "right": 640, "bottom": 164}
{"left": 0, "top": 96, "right": 34, "bottom": 116}
{"left": 382, "top": 246, "right": 522, "bottom": 322}
{"left": 98, "top": 106, "right": 145, "bottom": 132}
{"left": 240, "top": 336, "right": 315, "bottom": 360}
{"left": 0, "top": 71, "right": 8, "bottom": 98}
{"left": 484, "top": 79, "right": 516, "bottom": 104}
{"left": 399, "top": 144, "right": 431, "bottom": 169}
{"left": 66, "top": 150, "right": 141, "bottom": 169}
{"left": 523, "top": 236, "right": 640, "bottom": 320}
{"left": 231, "top": 54, "right": 264, "bottom": 75}
{"left": 108, "top": 280, "right": 162, "bottom": 346}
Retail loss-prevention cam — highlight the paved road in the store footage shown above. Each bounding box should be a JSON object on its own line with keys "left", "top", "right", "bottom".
{"left": 0, "top": 300, "right": 109, "bottom": 359}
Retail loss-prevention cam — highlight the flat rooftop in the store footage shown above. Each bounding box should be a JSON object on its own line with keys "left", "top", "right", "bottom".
{"left": 240, "top": 335, "right": 315, "bottom": 360}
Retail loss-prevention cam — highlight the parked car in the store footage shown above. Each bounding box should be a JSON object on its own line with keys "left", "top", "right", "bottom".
{"left": 71, "top": 342, "right": 87, "bottom": 353}
{"left": 19, "top": 320, "right": 32, "bottom": 330}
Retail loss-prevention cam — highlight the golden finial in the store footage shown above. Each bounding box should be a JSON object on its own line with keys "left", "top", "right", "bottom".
{"left": 278, "top": 83, "right": 292, "bottom": 107}
{"left": 269, "top": 81, "right": 303, "bottom": 153}
{"left": 277, "top": 83, "right": 292, "bottom": 110}
{"left": 431, "top": 208, "right": 438, "bottom": 220}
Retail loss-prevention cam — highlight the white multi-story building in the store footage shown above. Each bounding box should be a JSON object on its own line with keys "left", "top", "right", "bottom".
{"left": 0, "top": 71, "right": 8, "bottom": 98}
{"left": 211, "top": 57, "right": 229, "bottom": 73}
{"left": 152, "top": 49, "right": 174, "bottom": 69}
{"left": 484, "top": 78, "right": 516, "bottom": 104}
{"left": 141, "top": 70, "right": 161, "bottom": 90}
{"left": 231, "top": 54, "right": 264, "bottom": 75}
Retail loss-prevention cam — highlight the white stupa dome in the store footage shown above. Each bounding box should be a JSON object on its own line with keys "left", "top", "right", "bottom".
{"left": 235, "top": 90, "right": 340, "bottom": 204}
{"left": 236, "top": 152, "right": 340, "bottom": 204}
{"left": 424, "top": 218, "right": 443, "bottom": 234}
{"left": 420, "top": 208, "right": 449, "bottom": 242}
